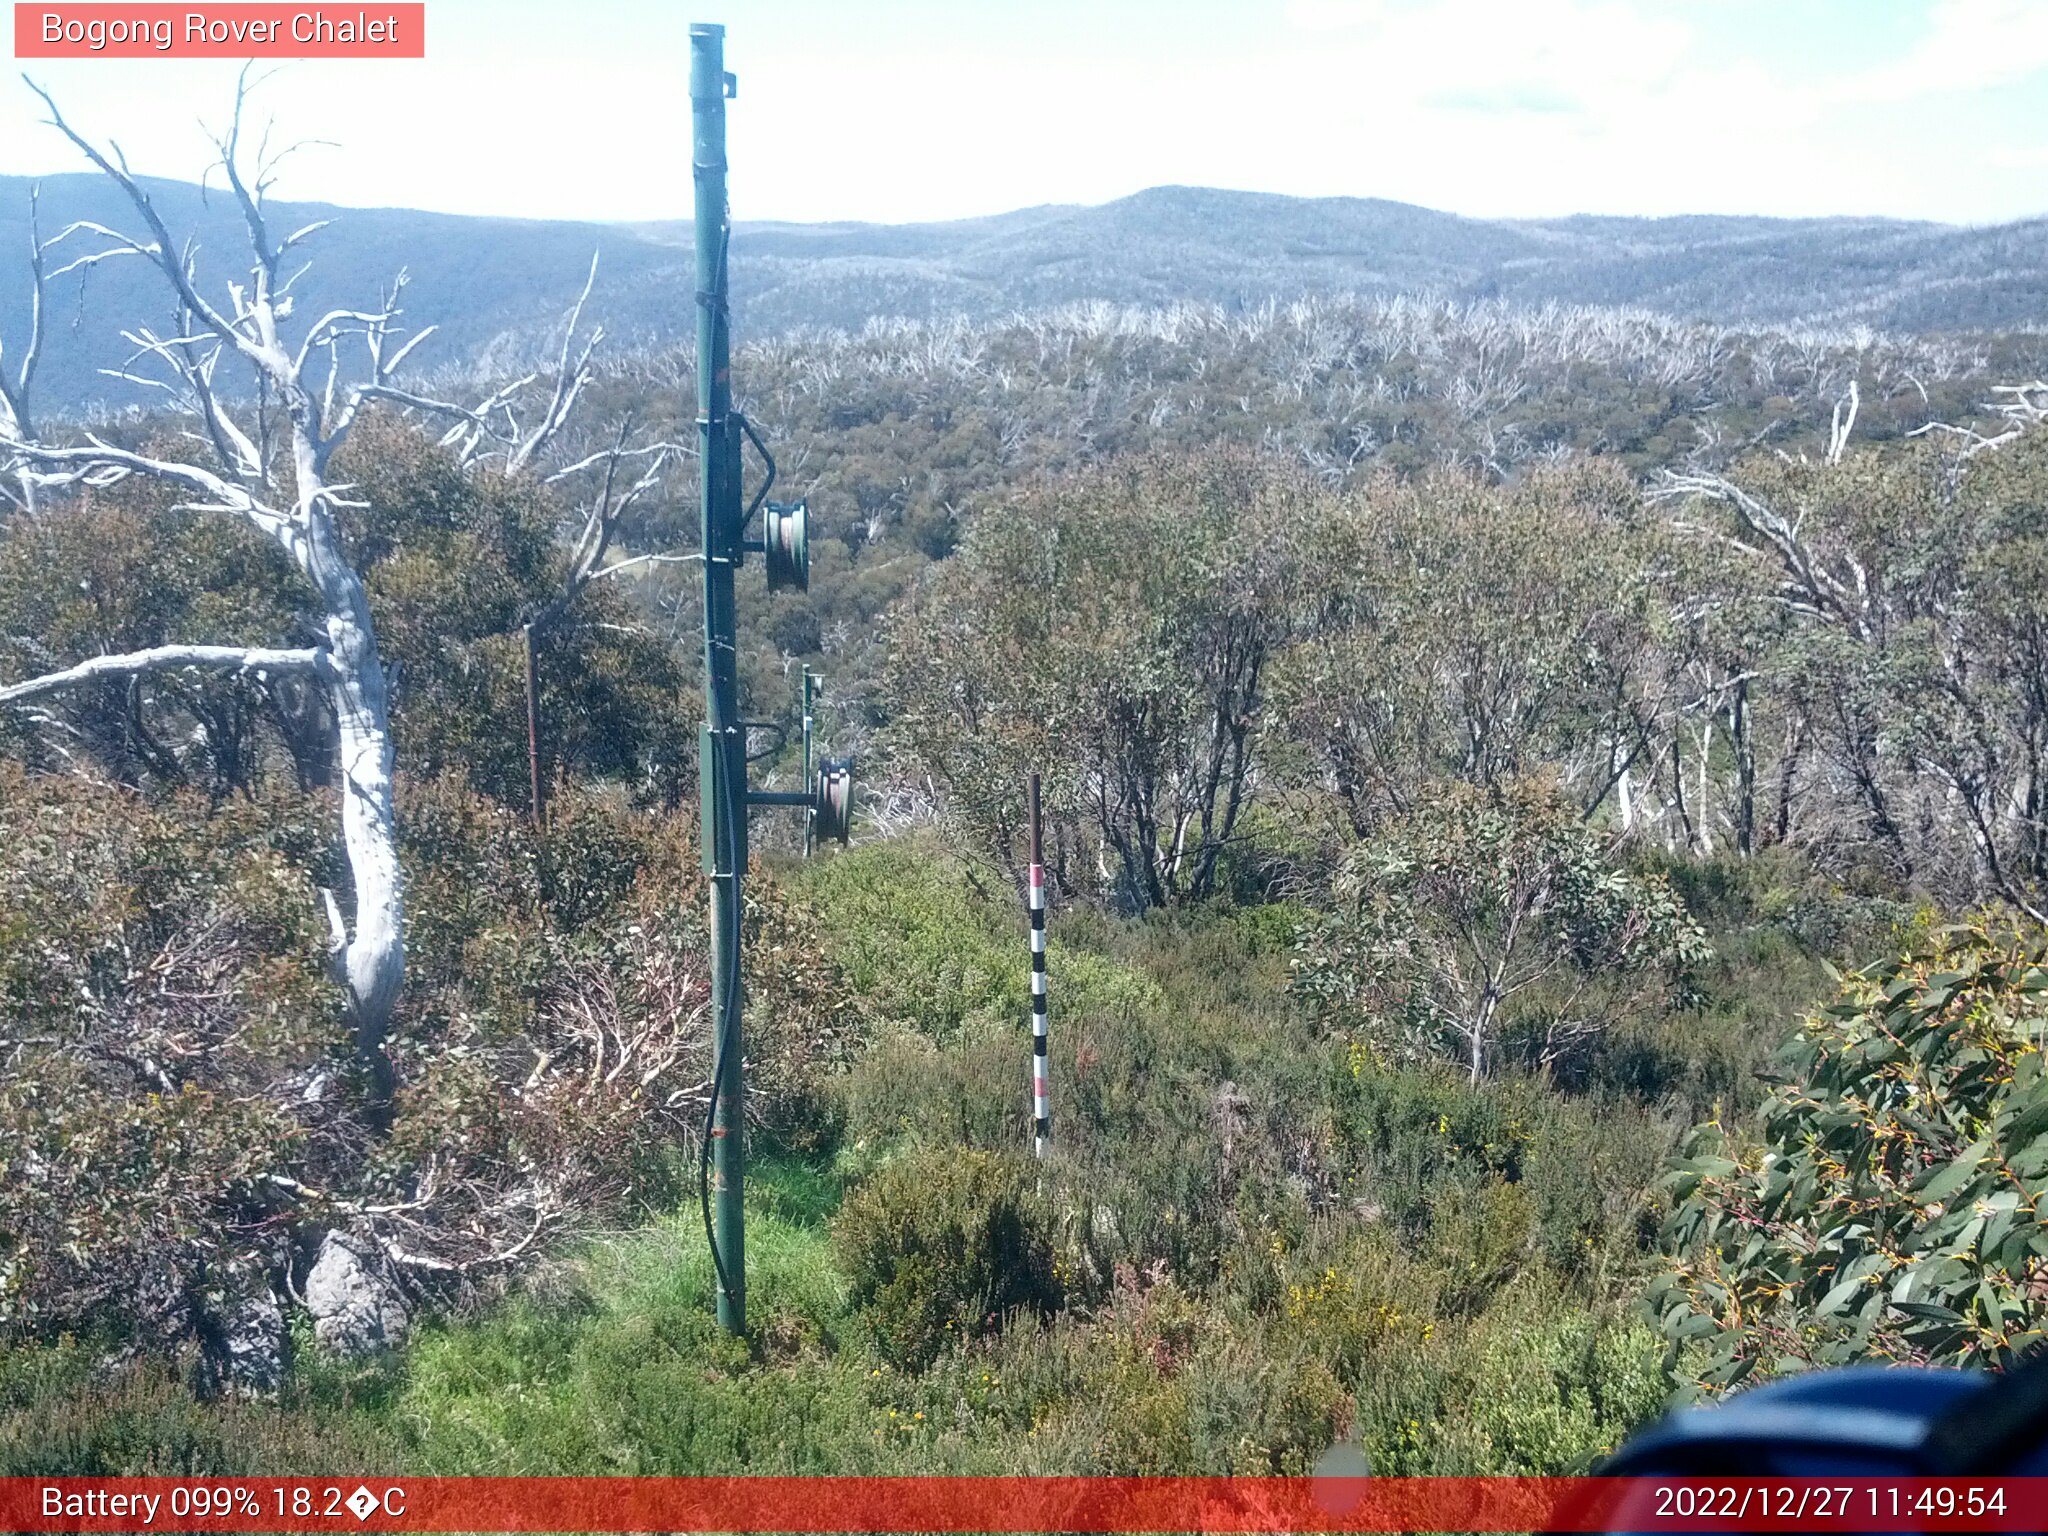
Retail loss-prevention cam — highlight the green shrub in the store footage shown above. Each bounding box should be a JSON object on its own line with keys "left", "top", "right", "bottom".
{"left": 1345, "top": 1274, "right": 1664, "bottom": 1475}
{"left": 340, "top": 418, "right": 695, "bottom": 809}
{"left": 793, "top": 839, "right": 1025, "bottom": 1041}
{"left": 0, "top": 1341, "right": 400, "bottom": 1475}
{"left": 835, "top": 1025, "right": 1023, "bottom": 1165}
{"left": 1296, "top": 777, "right": 1709, "bottom": 1083}
{"left": 1330, "top": 1049, "right": 1676, "bottom": 1289}
{"left": 0, "top": 760, "right": 857, "bottom": 1370}
{"left": 834, "top": 1149, "right": 1062, "bottom": 1369}
{"left": 1570, "top": 922, "right": 1817, "bottom": 1118}
{"left": 1655, "top": 917, "right": 2048, "bottom": 1391}
{"left": 0, "top": 767, "right": 339, "bottom": 1348}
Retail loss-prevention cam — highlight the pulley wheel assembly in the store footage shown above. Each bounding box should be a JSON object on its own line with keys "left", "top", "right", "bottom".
{"left": 814, "top": 755, "right": 855, "bottom": 845}
{"left": 763, "top": 498, "right": 809, "bottom": 592}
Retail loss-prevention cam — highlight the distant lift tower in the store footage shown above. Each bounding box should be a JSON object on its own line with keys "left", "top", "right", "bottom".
{"left": 691, "top": 21, "right": 852, "bottom": 1337}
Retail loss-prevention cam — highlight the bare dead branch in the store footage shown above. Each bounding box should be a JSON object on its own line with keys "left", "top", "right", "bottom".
{"left": 1653, "top": 469, "right": 1872, "bottom": 641}
{"left": 23, "top": 76, "right": 273, "bottom": 378}
{"left": 0, "top": 643, "right": 321, "bottom": 707}
{"left": 0, "top": 184, "right": 45, "bottom": 439}
{"left": 506, "top": 251, "right": 603, "bottom": 474}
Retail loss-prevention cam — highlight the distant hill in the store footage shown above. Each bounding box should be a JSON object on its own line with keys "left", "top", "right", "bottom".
{"left": 2, "top": 175, "right": 2044, "bottom": 414}
{"left": 0, "top": 173, "right": 693, "bottom": 418}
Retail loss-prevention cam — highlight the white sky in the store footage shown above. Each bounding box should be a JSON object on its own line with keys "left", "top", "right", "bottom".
{"left": 3, "top": 0, "right": 2046, "bottom": 226}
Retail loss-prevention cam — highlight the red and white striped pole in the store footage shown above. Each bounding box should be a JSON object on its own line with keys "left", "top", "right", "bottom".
{"left": 1028, "top": 771, "right": 1050, "bottom": 1158}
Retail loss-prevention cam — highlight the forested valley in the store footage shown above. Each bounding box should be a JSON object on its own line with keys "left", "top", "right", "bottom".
{"left": 5, "top": 123, "right": 2048, "bottom": 1477}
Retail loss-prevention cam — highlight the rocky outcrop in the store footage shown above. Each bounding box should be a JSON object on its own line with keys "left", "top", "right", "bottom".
{"left": 303, "top": 1231, "right": 409, "bottom": 1356}
{"left": 194, "top": 1288, "right": 289, "bottom": 1399}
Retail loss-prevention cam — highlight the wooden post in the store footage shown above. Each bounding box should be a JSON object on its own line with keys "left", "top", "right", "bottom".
{"left": 524, "top": 622, "right": 543, "bottom": 830}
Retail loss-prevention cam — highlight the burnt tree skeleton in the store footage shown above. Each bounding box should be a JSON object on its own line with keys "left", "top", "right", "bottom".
{"left": 0, "top": 72, "right": 686, "bottom": 1100}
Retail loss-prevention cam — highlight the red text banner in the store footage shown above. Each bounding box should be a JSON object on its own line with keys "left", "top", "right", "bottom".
{"left": 14, "top": 5, "right": 424, "bottom": 58}
{"left": 3, "top": 1476, "right": 2047, "bottom": 1532}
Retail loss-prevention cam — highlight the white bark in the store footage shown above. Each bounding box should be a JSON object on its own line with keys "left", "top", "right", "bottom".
{"left": 3, "top": 76, "right": 676, "bottom": 1090}
{"left": 1653, "top": 469, "right": 1874, "bottom": 642}
{"left": 0, "top": 183, "right": 47, "bottom": 514}
{"left": 1826, "top": 379, "right": 1859, "bottom": 464}
{"left": 2, "top": 74, "right": 412, "bottom": 1089}
{"left": 1694, "top": 715, "right": 1715, "bottom": 855}
{"left": 0, "top": 643, "right": 318, "bottom": 705}
{"left": 1909, "top": 380, "right": 2048, "bottom": 459}
{"left": 534, "top": 424, "right": 685, "bottom": 627}
{"left": 349, "top": 267, "right": 688, "bottom": 636}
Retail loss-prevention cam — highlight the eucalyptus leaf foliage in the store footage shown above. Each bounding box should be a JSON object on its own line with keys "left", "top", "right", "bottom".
{"left": 1654, "top": 919, "right": 2048, "bottom": 1392}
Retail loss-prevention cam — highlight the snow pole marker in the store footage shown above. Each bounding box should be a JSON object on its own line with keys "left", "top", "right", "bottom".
{"left": 1028, "top": 771, "right": 1050, "bottom": 1158}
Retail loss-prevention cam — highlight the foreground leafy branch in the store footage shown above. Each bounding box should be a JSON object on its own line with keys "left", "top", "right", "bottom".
{"left": 1655, "top": 918, "right": 2048, "bottom": 1392}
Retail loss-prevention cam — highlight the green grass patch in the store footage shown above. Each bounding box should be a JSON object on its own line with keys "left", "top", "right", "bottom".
{"left": 389, "top": 1175, "right": 863, "bottom": 1474}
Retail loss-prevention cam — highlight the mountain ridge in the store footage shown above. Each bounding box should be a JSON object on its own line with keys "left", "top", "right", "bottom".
{"left": 2, "top": 174, "right": 2043, "bottom": 414}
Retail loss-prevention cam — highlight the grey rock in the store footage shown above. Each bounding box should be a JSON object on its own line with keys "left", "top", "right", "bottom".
{"left": 303, "top": 1231, "right": 409, "bottom": 1356}
{"left": 200, "top": 1289, "right": 288, "bottom": 1399}
{"left": 219, "top": 1294, "right": 288, "bottom": 1400}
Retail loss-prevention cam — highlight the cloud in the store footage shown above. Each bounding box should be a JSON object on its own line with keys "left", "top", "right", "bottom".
{"left": 3, "top": 0, "right": 2043, "bottom": 226}
{"left": 1425, "top": 85, "right": 1583, "bottom": 116}
{"left": 1280, "top": 0, "right": 1695, "bottom": 108}
{"left": 1827, "top": 0, "right": 2048, "bottom": 101}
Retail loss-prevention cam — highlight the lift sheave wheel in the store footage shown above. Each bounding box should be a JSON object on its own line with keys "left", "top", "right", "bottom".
{"left": 763, "top": 499, "right": 809, "bottom": 592}
{"left": 814, "top": 755, "right": 855, "bottom": 845}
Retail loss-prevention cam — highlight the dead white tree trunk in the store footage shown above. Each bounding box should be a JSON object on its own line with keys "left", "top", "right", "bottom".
{"left": 1826, "top": 379, "right": 1859, "bottom": 464}
{"left": 0, "top": 76, "right": 432, "bottom": 1093}
{"left": 2, "top": 76, "right": 681, "bottom": 1100}
{"left": 2, "top": 74, "right": 685, "bottom": 1097}
{"left": 0, "top": 183, "right": 46, "bottom": 517}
